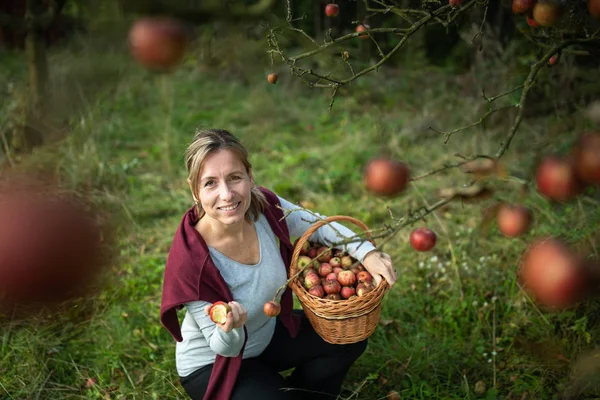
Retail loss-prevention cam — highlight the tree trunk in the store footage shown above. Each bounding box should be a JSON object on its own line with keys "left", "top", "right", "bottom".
{"left": 25, "top": 0, "right": 48, "bottom": 115}
{"left": 25, "top": 27, "right": 48, "bottom": 113}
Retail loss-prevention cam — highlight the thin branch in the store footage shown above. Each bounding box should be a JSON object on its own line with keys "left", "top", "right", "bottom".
{"left": 482, "top": 85, "right": 524, "bottom": 103}
{"left": 429, "top": 104, "right": 517, "bottom": 143}
{"left": 495, "top": 37, "right": 600, "bottom": 158}
{"left": 410, "top": 154, "right": 493, "bottom": 181}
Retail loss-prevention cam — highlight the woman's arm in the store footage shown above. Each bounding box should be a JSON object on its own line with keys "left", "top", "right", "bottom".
{"left": 185, "top": 301, "right": 245, "bottom": 358}
{"left": 278, "top": 196, "right": 397, "bottom": 287}
{"left": 277, "top": 196, "right": 375, "bottom": 262}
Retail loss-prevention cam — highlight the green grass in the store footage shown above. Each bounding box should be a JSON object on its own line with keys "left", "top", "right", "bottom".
{"left": 1, "top": 22, "right": 600, "bottom": 400}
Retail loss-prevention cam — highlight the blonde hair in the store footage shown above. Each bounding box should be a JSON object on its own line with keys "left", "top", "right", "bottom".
{"left": 184, "top": 128, "right": 266, "bottom": 221}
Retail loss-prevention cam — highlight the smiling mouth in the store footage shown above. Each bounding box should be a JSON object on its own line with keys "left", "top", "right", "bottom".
{"left": 218, "top": 202, "right": 241, "bottom": 212}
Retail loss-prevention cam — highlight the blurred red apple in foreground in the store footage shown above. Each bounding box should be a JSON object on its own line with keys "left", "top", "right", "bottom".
{"left": 590, "top": 0, "right": 600, "bottom": 19}
{"left": 519, "top": 238, "right": 586, "bottom": 309}
{"left": 364, "top": 158, "right": 410, "bottom": 197}
{"left": 535, "top": 156, "right": 581, "bottom": 201}
{"left": 497, "top": 204, "right": 532, "bottom": 238}
{"left": 129, "top": 17, "right": 190, "bottom": 71}
{"left": 0, "top": 187, "right": 105, "bottom": 310}
{"left": 572, "top": 132, "right": 600, "bottom": 185}
{"left": 409, "top": 227, "right": 437, "bottom": 252}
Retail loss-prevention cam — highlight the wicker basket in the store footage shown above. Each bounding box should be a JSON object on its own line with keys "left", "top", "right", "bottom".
{"left": 289, "top": 215, "right": 388, "bottom": 344}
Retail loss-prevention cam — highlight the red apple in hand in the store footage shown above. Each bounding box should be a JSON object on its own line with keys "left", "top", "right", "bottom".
{"left": 364, "top": 158, "right": 411, "bottom": 197}
{"left": 519, "top": 238, "right": 586, "bottom": 309}
{"left": 325, "top": 3, "right": 340, "bottom": 17}
{"left": 497, "top": 204, "right": 533, "bottom": 238}
{"left": 410, "top": 227, "right": 437, "bottom": 252}
{"left": 263, "top": 301, "right": 281, "bottom": 317}
{"left": 209, "top": 302, "right": 232, "bottom": 324}
{"left": 535, "top": 157, "right": 582, "bottom": 201}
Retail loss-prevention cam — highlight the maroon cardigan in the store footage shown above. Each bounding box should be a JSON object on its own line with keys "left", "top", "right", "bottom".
{"left": 160, "top": 187, "right": 302, "bottom": 400}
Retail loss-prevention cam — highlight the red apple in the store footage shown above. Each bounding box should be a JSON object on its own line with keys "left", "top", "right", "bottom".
{"left": 329, "top": 256, "right": 342, "bottom": 268}
{"left": 308, "top": 285, "right": 325, "bottom": 298}
{"left": 497, "top": 204, "right": 533, "bottom": 238}
{"left": 263, "top": 300, "right": 281, "bottom": 317}
{"left": 356, "top": 283, "right": 374, "bottom": 297}
{"left": 533, "top": 2, "right": 561, "bottom": 27}
{"left": 364, "top": 158, "right": 411, "bottom": 197}
{"left": 316, "top": 246, "right": 332, "bottom": 262}
{"left": 590, "top": 0, "right": 600, "bottom": 18}
{"left": 325, "top": 293, "right": 342, "bottom": 300}
{"left": 548, "top": 54, "right": 558, "bottom": 65}
{"left": 526, "top": 14, "right": 540, "bottom": 27}
{"left": 355, "top": 24, "right": 371, "bottom": 39}
{"left": 535, "top": 156, "right": 582, "bottom": 201}
{"left": 304, "top": 273, "right": 321, "bottom": 289}
{"left": 519, "top": 238, "right": 586, "bottom": 308}
{"left": 0, "top": 186, "right": 105, "bottom": 309}
{"left": 449, "top": 0, "right": 462, "bottom": 6}
{"left": 338, "top": 270, "right": 357, "bottom": 287}
{"left": 267, "top": 73, "right": 278, "bottom": 84}
{"left": 129, "top": 17, "right": 189, "bottom": 71}
{"left": 357, "top": 270, "right": 374, "bottom": 285}
{"left": 512, "top": 0, "right": 535, "bottom": 14}
{"left": 572, "top": 132, "right": 600, "bottom": 185}
{"left": 209, "top": 301, "right": 231, "bottom": 324}
{"left": 318, "top": 263, "right": 333, "bottom": 277}
{"left": 302, "top": 267, "right": 317, "bottom": 278}
{"left": 326, "top": 272, "right": 338, "bottom": 281}
{"left": 307, "top": 247, "right": 318, "bottom": 259}
{"left": 409, "top": 227, "right": 437, "bottom": 252}
{"left": 333, "top": 266, "right": 343, "bottom": 274}
{"left": 340, "top": 286, "right": 356, "bottom": 299}
{"left": 325, "top": 3, "right": 340, "bottom": 17}
{"left": 324, "top": 279, "right": 342, "bottom": 295}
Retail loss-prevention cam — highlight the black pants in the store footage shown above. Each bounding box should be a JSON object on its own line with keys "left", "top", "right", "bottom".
{"left": 180, "top": 310, "right": 368, "bottom": 400}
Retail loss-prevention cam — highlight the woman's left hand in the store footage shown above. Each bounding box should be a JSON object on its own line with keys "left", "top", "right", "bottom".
{"left": 362, "top": 250, "right": 396, "bottom": 288}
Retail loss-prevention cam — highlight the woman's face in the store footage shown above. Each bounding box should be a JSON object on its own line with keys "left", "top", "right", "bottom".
{"left": 194, "top": 149, "right": 254, "bottom": 227}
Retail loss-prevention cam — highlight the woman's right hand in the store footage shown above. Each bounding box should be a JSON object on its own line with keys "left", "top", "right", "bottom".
{"left": 204, "top": 301, "right": 247, "bottom": 332}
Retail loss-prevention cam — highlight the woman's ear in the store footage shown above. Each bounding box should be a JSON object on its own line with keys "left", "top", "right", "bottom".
{"left": 187, "top": 179, "right": 199, "bottom": 203}
{"left": 248, "top": 168, "right": 255, "bottom": 188}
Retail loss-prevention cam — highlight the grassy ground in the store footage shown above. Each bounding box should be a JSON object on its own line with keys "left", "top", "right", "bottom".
{"left": 1, "top": 19, "right": 600, "bottom": 400}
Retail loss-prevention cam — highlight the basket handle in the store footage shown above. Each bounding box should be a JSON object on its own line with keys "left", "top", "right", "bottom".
{"left": 289, "top": 215, "right": 376, "bottom": 280}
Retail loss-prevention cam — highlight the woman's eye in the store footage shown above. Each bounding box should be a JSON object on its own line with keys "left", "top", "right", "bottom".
{"left": 204, "top": 180, "right": 215, "bottom": 187}
{"left": 230, "top": 176, "right": 242, "bottom": 181}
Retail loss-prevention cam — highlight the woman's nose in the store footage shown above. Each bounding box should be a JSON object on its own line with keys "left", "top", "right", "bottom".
{"left": 219, "top": 183, "right": 234, "bottom": 200}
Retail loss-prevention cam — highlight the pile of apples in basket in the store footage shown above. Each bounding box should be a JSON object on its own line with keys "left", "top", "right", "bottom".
{"left": 297, "top": 241, "right": 375, "bottom": 300}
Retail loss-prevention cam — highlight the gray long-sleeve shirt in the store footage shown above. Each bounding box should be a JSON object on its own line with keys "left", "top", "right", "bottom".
{"left": 176, "top": 196, "right": 376, "bottom": 377}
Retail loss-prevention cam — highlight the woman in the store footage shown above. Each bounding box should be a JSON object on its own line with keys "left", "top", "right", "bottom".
{"left": 160, "top": 129, "right": 396, "bottom": 400}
